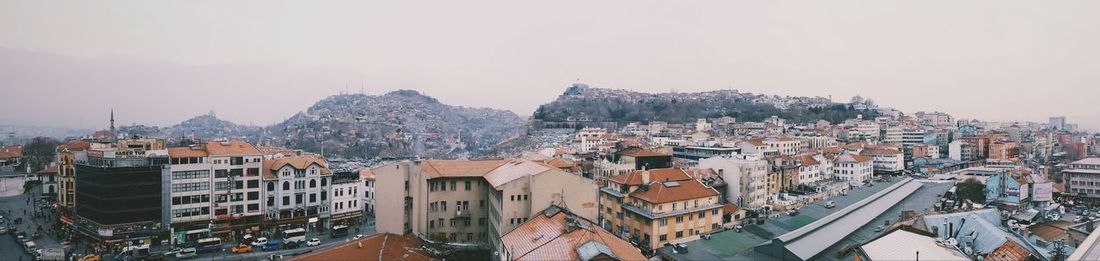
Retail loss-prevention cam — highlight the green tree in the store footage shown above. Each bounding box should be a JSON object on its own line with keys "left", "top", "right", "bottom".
{"left": 956, "top": 178, "right": 987, "bottom": 203}
{"left": 21, "top": 137, "right": 61, "bottom": 173}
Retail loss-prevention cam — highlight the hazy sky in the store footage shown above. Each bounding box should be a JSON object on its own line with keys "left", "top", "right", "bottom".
{"left": 2, "top": 1, "right": 1099, "bottom": 130}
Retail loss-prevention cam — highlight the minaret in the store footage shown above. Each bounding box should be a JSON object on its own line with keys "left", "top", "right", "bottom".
{"left": 110, "top": 108, "right": 116, "bottom": 133}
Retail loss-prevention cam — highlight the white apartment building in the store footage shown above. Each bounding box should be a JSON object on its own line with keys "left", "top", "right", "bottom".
{"left": 698, "top": 156, "right": 769, "bottom": 209}
{"left": 262, "top": 155, "right": 332, "bottom": 233}
{"left": 795, "top": 155, "right": 823, "bottom": 185}
{"left": 764, "top": 136, "right": 801, "bottom": 156}
{"left": 857, "top": 121, "right": 882, "bottom": 141}
{"left": 861, "top": 148, "right": 905, "bottom": 173}
{"left": 833, "top": 153, "right": 873, "bottom": 185}
{"left": 330, "top": 170, "right": 364, "bottom": 227}
{"left": 165, "top": 140, "right": 265, "bottom": 245}
{"left": 359, "top": 168, "right": 376, "bottom": 216}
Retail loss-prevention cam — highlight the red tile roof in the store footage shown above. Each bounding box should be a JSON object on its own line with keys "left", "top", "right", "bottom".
{"left": 616, "top": 147, "right": 668, "bottom": 158}
{"left": 290, "top": 233, "right": 431, "bottom": 261}
{"left": 630, "top": 179, "right": 719, "bottom": 204}
{"left": 203, "top": 140, "right": 260, "bottom": 156}
{"left": 420, "top": 159, "right": 507, "bottom": 179}
{"left": 607, "top": 168, "right": 691, "bottom": 186}
{"left": 262, "top": 156, "right": 331, "bottom": 180}
{"left": 501, "top": 206, "right": 646, "bottom": 261}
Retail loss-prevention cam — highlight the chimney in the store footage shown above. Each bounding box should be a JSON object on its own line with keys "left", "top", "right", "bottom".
{"left": 642, "top": 171, "right": 651, "bottom": 184}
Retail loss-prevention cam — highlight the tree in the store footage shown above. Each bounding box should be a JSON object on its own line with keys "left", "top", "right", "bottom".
{"left": 956, "top": 178, "right": 987, "bottom": 203}
{"left": 21, "top": 137, "right": 61, "bottom": 173}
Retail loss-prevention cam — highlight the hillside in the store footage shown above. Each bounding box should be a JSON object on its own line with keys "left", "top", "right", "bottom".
{"left": 118, "top": 112, "right": 261, "bottom": 141}
{"left": 263, "top": 90, "right": 526, "bottom": 159}
{"left": 532, "top": 83, "right": 875, "bottom": 125}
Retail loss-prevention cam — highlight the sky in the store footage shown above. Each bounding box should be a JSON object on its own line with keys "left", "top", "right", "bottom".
{"left": 1, "top": 0, "right": 1099, "bottom": 131}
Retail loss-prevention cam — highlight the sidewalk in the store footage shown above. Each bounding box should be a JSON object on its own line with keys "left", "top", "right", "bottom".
{"left": 0, "top": 177, "right": 67, "bottom": 259}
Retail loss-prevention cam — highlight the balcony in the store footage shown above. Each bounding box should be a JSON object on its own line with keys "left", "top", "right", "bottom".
{"left": 455, "top": 209, "right": 471, "bottom": 219}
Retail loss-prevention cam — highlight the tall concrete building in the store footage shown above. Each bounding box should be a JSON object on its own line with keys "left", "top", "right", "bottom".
{"left": 598, "top": 168, "right": 723, "bottom": 251}
{"left": 1050, "top": 116, "right": 1067, "bottom": 130}
{"left": 165, "top": 140, "right": 265, "bottom": 245}
{"left": 74, "top": 139, "right": 169, "bottom": 246}
{"left": 1066, "top": 158, "right": 1100, "bottom": 203}
{"left": 373, "top": 159, "right": 598, "bottom": 259}
{"left": 699, "top": 157, "right": 769, "bottom": 210}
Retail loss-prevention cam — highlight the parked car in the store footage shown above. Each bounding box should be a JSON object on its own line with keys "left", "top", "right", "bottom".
{"left": 175, "top": 248, "right": 197, "bottom": 259}
{"left": 268, "top": 254, "right": 288, "bottom": 260}
{"left": 0, "top": 226, "right": 7, "bottom": 234}
{"left": 353, "top": 234, "right": 364, "bottom": 240}
{"left": 251, "top": 237, "right": 269, "bottom": 247}
{"left": 786, "top": 209, "right": 799, "bottom": 216}
{"left": 263, "top": 240, "right": 281, "bottom": 252}
{"left": 78, "top": 254, "right": 100, "bottom": 261}
{"left": 231, "top": 244, "right": 252, "bottom": 254}
{"left": 824, "top": 201, "right": 837, "bottom": 209}
{"left": 306, "top": 238, "right": 321, "bottom": 247}
{"left": 1075, "top": 215, "right": 1087, "bottom": 223}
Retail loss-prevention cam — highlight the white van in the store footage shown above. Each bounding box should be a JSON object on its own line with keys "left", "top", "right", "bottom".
{"left": 176, "top": 248, "right": 198, "bottom": 259}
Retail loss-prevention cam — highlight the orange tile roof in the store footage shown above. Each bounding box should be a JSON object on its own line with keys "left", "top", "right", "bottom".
{"left": 37, "top": 165, "right": 58, "bottom": 174}
{"left": 607, "top": 168, "right": 692, "bottom": 186}
{"left": 616, "top": 147, "right": 669, "bottom": 158}
{"left": 795, "top": 155, "right": 819, "bottom": 165}
{"left": 290, "top": 233, "right": 431, "bottom": 261}
{"left": 358, "top": 168, "right": 375, "bottom": 180}
{"left": 723, "top": 203, "right": 743, "bottom": 214}
{"left": 835, "top": 153, "right": 873, "bottom": 163}
{"left": 420, "top": 159, "right": 507, "bottom": 179}
{"left": 168, "top": 147, "right": 209, "bottom": 158}
{"left": 263, "top": 155, "right": 331, "bottom": 180}
{"left": 501, "top": 206, "right": 646, "bottom": 261}
{"left": 203, "top": 140, "right": 260, "bottom": 156}
{"left": 544, "top": 158, "right": 577, "bottom": 169}
{"left": 985, "top": 239, "right": 1031, "bottom": 261}
{"left": 630, "top": 179, "right": 718, "bottom": 204}
{"left": 57, "top": 141, "right": 91, "bottom": 151}
{"left": 0, "top": 146, "right": 22, "bottom": 159}
{"left": 860, "top": 148, "right": 903, "bottom": 155}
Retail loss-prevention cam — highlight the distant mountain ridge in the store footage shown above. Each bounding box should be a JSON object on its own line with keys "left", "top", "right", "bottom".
{"left": 532, "top": 83, "right": 874, "bottom": 125}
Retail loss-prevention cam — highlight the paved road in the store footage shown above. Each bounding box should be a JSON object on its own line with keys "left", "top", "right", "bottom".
{"left": 1, "top": 175, "right": 64, "bottom": 261}
{"left": 172, "top": 217, "right": 377, "bottom": 261}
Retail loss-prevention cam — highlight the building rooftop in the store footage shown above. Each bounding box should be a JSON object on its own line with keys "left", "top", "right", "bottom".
{"left": 860, "top": 229, "right": 968, "bottom": 261}
{"left": 755, "top": 178, "right": 924, "bottom": 260}
{"left": 419, "top": 159, "right": 507, "bottom": 179}
{"left": 630, "top": 179, "right": 718, "bottom": 204}
{"left": 262, "top": 155, "right": 331, "bottom": 180}
{"left": 501, "top": 205, "right": 646, "bottom": 261}
{"left": 203, "top": 140, "right": 261, "bottom": 156}
{"left": 1070, "top": 158, "right": 1100, "bottom": 166}
{"left": 607, "top": 168, "right": 691, "bottom": 186}
{"left": 483, "top": 159, "right": 553, "bottom": 188}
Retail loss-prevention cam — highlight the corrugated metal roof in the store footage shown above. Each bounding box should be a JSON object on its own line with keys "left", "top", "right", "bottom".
{"left": 760, "top": 178, "right": 923, "bottom": 260}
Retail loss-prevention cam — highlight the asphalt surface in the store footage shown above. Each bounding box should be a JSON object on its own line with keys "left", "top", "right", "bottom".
{"left": 1, "top": 174, "right": 54, "bottom": 261}
{"left": 169, "top": 217, "right": 377, "bottom": 261}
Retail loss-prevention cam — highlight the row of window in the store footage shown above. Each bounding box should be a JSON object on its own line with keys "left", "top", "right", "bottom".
{"left": 429, "top": 217, "right": 487, "bottom": 228}
{"left": 429, "top": 200, "right": 484, "bottom": 212}
{"left": 172, "top": 207, "right": 210, "bottom": 218}
{"left": 172, "top": 182, "right": 209, "bottom": 193}
{"left": 334, "top": 200, "right": 359, "bottom": 211}
{"left": 429, "top": 180, "right": 474, "bottom": 192}
{"left": 172, "top": 170, "right": 210, "bottom": 180}
{"left": 172, "top": 194, "right": 210, "bottom": 205}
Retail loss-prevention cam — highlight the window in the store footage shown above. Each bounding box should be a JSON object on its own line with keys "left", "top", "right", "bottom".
{"left": 430, "top": 220, "right": 435, "bottom": 229}
{"left": 676, "top": 216, "right": 684, "bottom": 223}
{"left": 283, "top": 181, "right": 290, "bottom": 191}
{"left": 659, "top": 235, "right": 668, "bottom": 241}
{"left": 295, "top": 194, "right": 303, "bottom": 204}
{"left": 479, "top": 200, "right": 485, "bottom": 208}
{"left": 479, "top": 218, "right": 486, "bottom": 226}
{"left": 465, "top": 181, "right": 472, "bottom": 191}
{"left": 310, "top": 179, "right": 317, "bottom": 188}
{"left": 659, "top": 218, "right": 668, "bottom": 226}
{"left": 676, "top": 231, "right": 684, "bottom": 238}
{"left": 248, "top": 180, "right": 259, "bottom": 188}
{"left": 712, "top": 209, "right": 719, "bottom": 215}
{"left": 321, "top": 190, "right": 327, "bottom": 201}
{"left": 321, "top": 178, "right": 326, "bottom": 187}
{"left": 266, "top": 197, "right": 274, "bottom": 207}
{"left": 310, "top": 193, "right": 316, "bottom": 203}
{"left": 450, "top": 181, "right": 456, "bottom": 191}
{"left": 282, "top": 196, "right": 290, "bottom": 206}
{"left": 248, "top": 192, "right": 259, "bottom": 200}
{"left": 267, "top": 182, "right": 275, "bottom": 191}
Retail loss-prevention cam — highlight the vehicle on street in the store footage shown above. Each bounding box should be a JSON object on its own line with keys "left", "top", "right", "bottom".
{"left": 268, "top": 254, "right": 288, "bottom": 260}
{"left": 231, "top": 244, "right": 253, "bottom": 253}
{"left": 786, "top": 209, "right": 799, "bottom": 216}
{"left": 1076, "top": 215, "right": 1087, "bottom": 223}
{"left": 195, "top": 237, "right": 223, "bottom": 253}
{"left": 824, "top": 201, "right": 837, "bottom": 209}
{"left": 331, "top": 225, "right": 349, "bottom": 238}
{"left": 306, "top": 238, "right": 321, "bottom": 247}
{"left": 353, "top": 234, "right": 364, "bottom": 240}
{"left": 0, "top": 226, "right": 7, "bottom": 234}
{"left": 251, "top": 237, "right": 269, "bottom": 247}
{"left": 263, "top": 240, "right": 281, "bottom": 251}
{"left": 175, "top": 248, "right": 197, "bottom": 259}
{"left": 24, "top": 241, "right": 38, "bottom": 253}
{"left": 282, "top": 228, "right": 307, "bottom": 245}
{"left": 78, "top": 254, "right": 100, "bottom": 261}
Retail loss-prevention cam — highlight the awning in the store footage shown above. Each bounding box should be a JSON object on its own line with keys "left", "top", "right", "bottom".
{"left": 60, "top": 215, "right": 75, "bottom": 226}
{"left": 186, "top": 228, "right": 211, "bottom": 235}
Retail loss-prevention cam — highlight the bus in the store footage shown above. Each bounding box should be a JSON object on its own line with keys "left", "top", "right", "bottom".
{"left": 330, "top": 225, "right": 348, "bottom": 238}
{"left": 282, "top": 228, "right": 307, "bottom": 245}
{"left": 195, "top": 237, "right": 223, "bottom": 253}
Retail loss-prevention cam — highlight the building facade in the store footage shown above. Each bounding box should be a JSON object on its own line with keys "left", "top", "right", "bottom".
{"left": 262, "top": 155, "right": 332, "bottom": 234}
{"left": 598, "top": 168, "right": 723, "bottom": 251}
{"left": 165, "top": 140, "right": 265, "bottom": 245}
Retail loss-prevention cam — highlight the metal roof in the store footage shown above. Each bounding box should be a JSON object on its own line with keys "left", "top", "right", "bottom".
{"left": 757, "top": 177, "right": 923, "bottom": 260}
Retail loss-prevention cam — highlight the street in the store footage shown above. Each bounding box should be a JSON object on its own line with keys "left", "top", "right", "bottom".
{"left": 181, "top": 217, "right": 376, "bottom": 261}
{"left": 1, "top": 173, "right": 52, "bottom": 261}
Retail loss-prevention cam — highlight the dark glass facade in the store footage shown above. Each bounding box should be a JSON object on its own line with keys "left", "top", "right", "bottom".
{"left": 75, "top": 161, "right": 165, "bottom": 225}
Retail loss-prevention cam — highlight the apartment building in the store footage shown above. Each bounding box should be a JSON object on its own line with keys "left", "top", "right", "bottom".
{"left": 698, "top": 157, "right": 768, "bottom": 209}
{"left": 262, "top": 155, "right": 332, "bottom": 233}
{"left": 330, "top": 170, "right": 364, "bottom": 228}
{"left": 1066, "top": 158, "right": 1100, "bottom": 202}
{"left": 598, "top": 168, "right": 722, "bottom": 251}
{"left": 989, "top": 142, "right": 1020, "bottom": 160}
{"left": 372, "top": 159, "right": 598, "bottom": 259}
{"left": 359, "top": 168, "right": 376, "bottom": 216}
{"left": 833, "top": 153, "right": 873, "bottom": 185}
{"left": 764, "top": 136, "right": 801, "bottom": 156}
{"left": 56, "top": 140, "right": 95, "bottom": 213}
{"left": 165, "top": 140, "right": 265, "bottom": 245}
{"left": 860, "top": 148, "right": 904, "bottom": 174}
